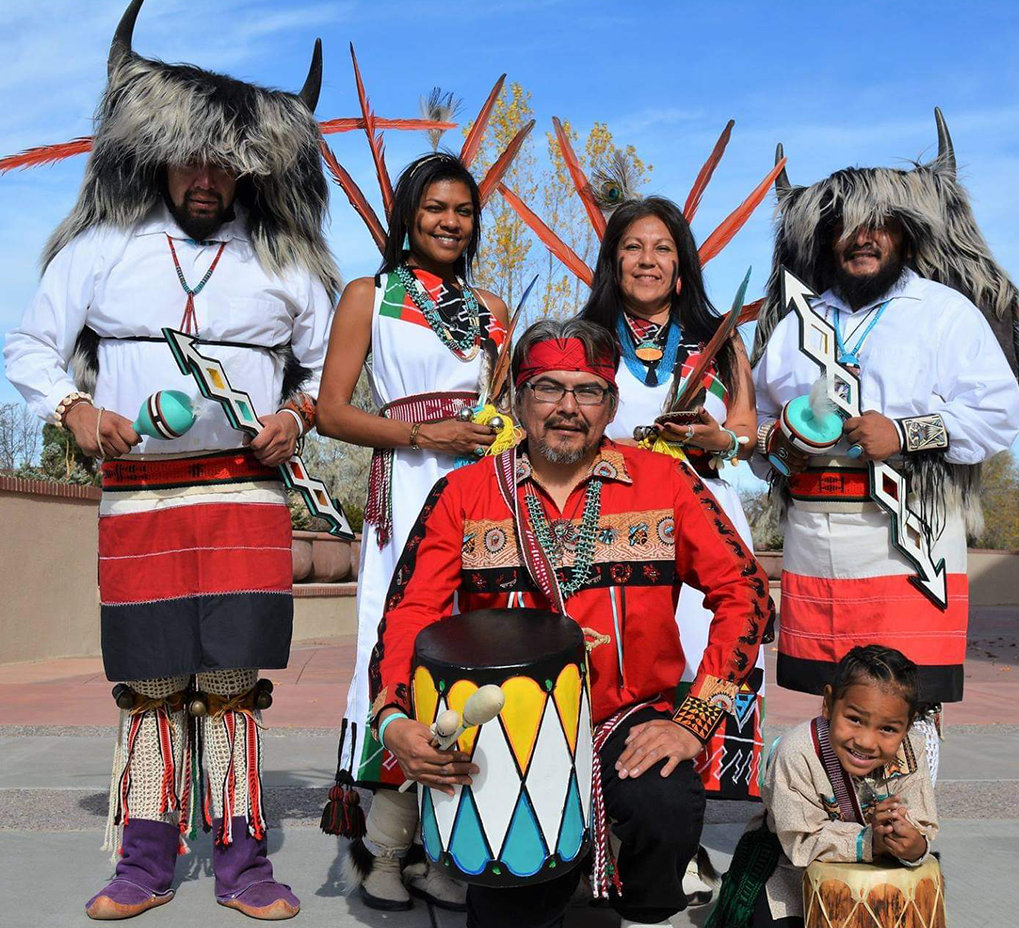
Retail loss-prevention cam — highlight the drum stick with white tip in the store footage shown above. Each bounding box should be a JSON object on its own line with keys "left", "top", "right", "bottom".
{"left": 397, "top": 708, "right": 462, "bottom": 793}
{"left": 435, "top": 685, "right": 505, "bottom": 751}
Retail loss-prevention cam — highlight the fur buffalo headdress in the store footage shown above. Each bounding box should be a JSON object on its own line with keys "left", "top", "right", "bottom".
{"left": 43, "top": 0, "right": 341, "bottom": 300}
{"left": 752, "top": 108, "right": 1018, "bottom": 376}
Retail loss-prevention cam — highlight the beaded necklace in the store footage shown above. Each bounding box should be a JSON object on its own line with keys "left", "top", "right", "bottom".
{"left": 524, "top": 478, "right": 603, "bottom": 597}
{"left": 396, "top": 264, "right": 481, "bottom": 361}
{"left": 166, "top": 234, "right": 227, "bottom": 336}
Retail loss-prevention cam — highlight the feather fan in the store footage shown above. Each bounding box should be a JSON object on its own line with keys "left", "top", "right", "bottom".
{"left": 460, "top": 75, "right": 506, "bottom": 168}
{"left": 498, "top": 182, "right": 594, "bottom": 286}
{"left": 683, "top": 119, "right": 734, "bottom": 221}
{"left": 698, "top": 156, "right": 787, "bottom": 265}
{"left": 553, "top": 116, "right": 607, "bottom": 240}
{"left": 349, "top": 43, "right": 394, "bottom": 219}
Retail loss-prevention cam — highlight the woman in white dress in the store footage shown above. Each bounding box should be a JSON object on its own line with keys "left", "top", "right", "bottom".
{"left": 580, "top": 196, "right": 765, "bottom": 902}
{"left": 317, "top": 152, "right": 508, "bottom": 912}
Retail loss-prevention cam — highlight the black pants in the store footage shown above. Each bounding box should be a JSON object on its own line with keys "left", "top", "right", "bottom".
{"left": 466, "top": 707, "right": 706, "bottom": 928}
{"left": 751, "top": 888, "right": 804, "bottom": 928}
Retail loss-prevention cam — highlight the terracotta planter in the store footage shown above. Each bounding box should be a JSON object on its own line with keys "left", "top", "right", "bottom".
{"left": 755, "top": 550, "right": 783, "bottom": 581}
{"left": 291, "top": 532, "right": 314, "bottom": 583}
{"left": 349, "top": 537, "right": 362, "bottom": 580}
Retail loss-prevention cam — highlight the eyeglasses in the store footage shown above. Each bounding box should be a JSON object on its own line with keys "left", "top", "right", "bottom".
{"left": 522, "top": 381, "right": 612, "bottom": 406}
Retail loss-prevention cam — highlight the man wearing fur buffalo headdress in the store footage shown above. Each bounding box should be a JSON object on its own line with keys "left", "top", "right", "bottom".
{"left": 3, "top": 1, "right": 340, "bottom": 920}
{"left": 750, "top": 109, "right": 1019, "bottom": 755}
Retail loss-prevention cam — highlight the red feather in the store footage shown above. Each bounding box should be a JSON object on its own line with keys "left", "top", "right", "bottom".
{"left": 498, "top": 182, "right": 594, "bottom": 287}
{"left": 698, "top": 157, "right": 788, "bottom": 266}
{"left": 349, "top": 43, "right": 394, "bottom": 219}
{"left": 478, "top": 120, "right": 535, "bottom": 205}
{"left": 0, "top": 138, "right": 93, "bottom": 174}
{"left": 737, "top": 299, "right": 763, "bottom": 325}
{"left": 683, "top": 119, "right": 734, "bottom": 221}
{"left": 320, "top": 142, "right": 387, "bottom": 253}
{"left": 319, "top": 117, "right": 458, "bottom": 136}
{"left": 460, "top": 74, "right": 506, "bottom": 169}
{"left": 553, "top": 117, "right": 606, "bottom": 241}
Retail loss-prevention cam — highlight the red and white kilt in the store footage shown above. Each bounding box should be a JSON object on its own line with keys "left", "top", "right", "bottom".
{"left": 98, "top": 450, "right": 293, "bottom": 681}
{"left": 778, "top": 466, "right": 968, "bottom": 703}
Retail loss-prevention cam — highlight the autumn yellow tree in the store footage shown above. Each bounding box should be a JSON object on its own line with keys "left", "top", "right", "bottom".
{"left": 465, "top": 82, "right": 537, "bottom": 306}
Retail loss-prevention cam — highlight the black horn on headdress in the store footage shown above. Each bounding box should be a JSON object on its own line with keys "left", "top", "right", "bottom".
{"left": 934, "top": 107, "right": 956, "bottom": 179}
{"left": 108, "top": 0, "right": 144, "bottom": 77}
{"left": 298, "top": 38, "right": 323, "bottom": 111}
{"left": 774, "top": 142, "right": 792, "bottom": 196}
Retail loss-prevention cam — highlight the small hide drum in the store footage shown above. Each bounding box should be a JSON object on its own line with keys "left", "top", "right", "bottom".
{"left": 412, "top": 608, "right": 593, "bottom": 887}
{"left": 803, "top": 858, "right": 946, "bottom": 928}
{"left": 780, "top": 394, "right": 844, "bottom": 454}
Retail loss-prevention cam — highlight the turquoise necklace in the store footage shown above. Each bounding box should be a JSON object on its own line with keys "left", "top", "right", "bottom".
{"left": 616, "top": 313, "right": 683, "bottom": 387}
{"left": 396, "top": 264, "right": 481, "bottom": 360}
{"left": 832, "top": 300, "right": 891, "bottom": 369}
{"left": 525, "top": 479, "right": 603, "bottom": 597}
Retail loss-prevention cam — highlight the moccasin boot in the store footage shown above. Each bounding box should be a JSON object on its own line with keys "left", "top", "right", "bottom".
{"left": 359, "top": 854, "right": 412, "bottom": 911}
{"left": 405, "top": 857, "right": 467, "bottom": 912}
{"left": 85, "top": 819, "right": 178, "bottom": 920}
{"left": 213, "top": 818, "right": 300, "bottom": 920}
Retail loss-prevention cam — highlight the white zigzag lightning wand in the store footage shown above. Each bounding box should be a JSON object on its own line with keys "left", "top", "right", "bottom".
{"left": 163, "top": 327, "right": 355, "bottom": 540}
{"left": 780, "top": 269, "right": 948, "bottom": 609}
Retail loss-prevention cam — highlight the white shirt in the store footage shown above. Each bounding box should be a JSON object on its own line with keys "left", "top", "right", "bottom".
{"left": 752, "top": 269, "right": 1019, "bottom": 467}
{"left": 4, "top": 205, "right": 334, "bottom": 454}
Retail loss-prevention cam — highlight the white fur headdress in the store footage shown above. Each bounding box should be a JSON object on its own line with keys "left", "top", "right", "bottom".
{"left": 44, "top": 0, "right": 341, "bottom": 301}
{"left": 752, "top": 108, "right": 1018, "bottom": 376}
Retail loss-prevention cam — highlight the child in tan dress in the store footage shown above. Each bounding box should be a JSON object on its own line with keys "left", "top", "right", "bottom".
{"left": 708, "top": 645, "right": 938, "bottom": 928}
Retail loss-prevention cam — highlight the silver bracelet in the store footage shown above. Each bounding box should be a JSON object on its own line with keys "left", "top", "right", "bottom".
{"left": 756, "top": 420, "right": 776, "bottom": 458}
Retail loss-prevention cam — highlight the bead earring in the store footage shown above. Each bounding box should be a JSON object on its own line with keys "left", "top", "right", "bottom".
{"left": 402, "top": 232, "right": 411, "bottom": 253}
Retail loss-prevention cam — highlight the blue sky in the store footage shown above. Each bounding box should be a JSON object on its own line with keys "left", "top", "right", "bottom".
{"left": 2, "top": 0, "right": 1017, "bottom": 488}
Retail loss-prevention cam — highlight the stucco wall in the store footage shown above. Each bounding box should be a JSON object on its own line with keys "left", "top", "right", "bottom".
{"left": 0, "top": 483, "right": 355, "bottom": 665}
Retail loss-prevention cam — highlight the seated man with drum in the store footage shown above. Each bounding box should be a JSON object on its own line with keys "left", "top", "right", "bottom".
{"left": 368, "top": 318, "right": 773, "bottom": 928}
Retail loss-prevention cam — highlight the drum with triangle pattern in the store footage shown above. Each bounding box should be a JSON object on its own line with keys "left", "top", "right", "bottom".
{"left": 411, "top": 608, "right": 594, "bottom": 886}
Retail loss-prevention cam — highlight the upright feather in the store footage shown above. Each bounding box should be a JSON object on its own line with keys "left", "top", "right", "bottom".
{"left": 698, "top": 157, "right": 788, "bottom": 265}
{"left": 683, "top": 119, "right": 734, "bottom": 221}
{"left": 460, "top": 74, "right": 506, "bottom": 168}
{"left": 349, "top": 43, "right": 394, "bottom": 219}
{"left": 478, "top": 120, "right": 536, "bottom": 205}
{"left": 420, "top": 88, "right": 462, "bottom": 150}
{"left": 589, "top": 150, "right": 640, "bottom": 213}
{"left": 0, "top": 138, "right": 94, "bottom": 174}
{"left": 320, "top": 142, "right": 387, "bottom": 253}
{"left": 498, "top": 183, "right": 594, "bottom": 286}
{"left": 553, "top": 117, "right": 607, "bottom": 241}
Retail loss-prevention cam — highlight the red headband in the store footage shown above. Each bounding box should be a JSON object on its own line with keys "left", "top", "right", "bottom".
{"left": 515, "top": 337, "right": 617, "bottom": 389}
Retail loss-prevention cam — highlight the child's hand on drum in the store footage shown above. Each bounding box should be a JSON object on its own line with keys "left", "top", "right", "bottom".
{"left": 871, "top": 799, "right": 926, "bottom": 861}
{"left": 616, "top": 720, "right": 701, "bottom": 779}
{"left": 383, "top": 717, "right": 479, "bottom": 796}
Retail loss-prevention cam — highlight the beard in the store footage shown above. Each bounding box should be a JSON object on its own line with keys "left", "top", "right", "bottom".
{"left": 167, "top": 192, "right": 233, "bottom": 242}
{"left": 534, "top": 416, "right": 598, "bottom": 465}
{"left": 832, "top": 253, "right": 908, "bottom": 310}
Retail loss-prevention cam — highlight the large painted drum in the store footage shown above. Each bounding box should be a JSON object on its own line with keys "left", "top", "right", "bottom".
{"left": 412, "top": 608, "right": 593, "bottom": 886}
{"left": 803, "top": 858, "right": 947, "bottom": 928}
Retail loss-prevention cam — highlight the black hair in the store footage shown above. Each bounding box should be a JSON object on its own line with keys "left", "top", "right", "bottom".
{"left": 378, "top": 152, "right": 482, "bottom": 280}
{"left": 578, "top": 196, "right": 738, "bottom": 398}
{"left": 828, "top": 645, "right": 923, "bottom": 720}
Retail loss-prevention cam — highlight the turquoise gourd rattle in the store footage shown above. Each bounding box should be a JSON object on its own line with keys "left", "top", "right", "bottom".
{"left": 770, "top": 377, "right": 844, "bottom": 475}
{"left": 132, "top": 390, "right": 196, "bottom": 440}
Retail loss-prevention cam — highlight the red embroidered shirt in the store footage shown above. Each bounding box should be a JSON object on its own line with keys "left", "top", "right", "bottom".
{"left": 368, "top": 441, "right": 772, "bottom": 743}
